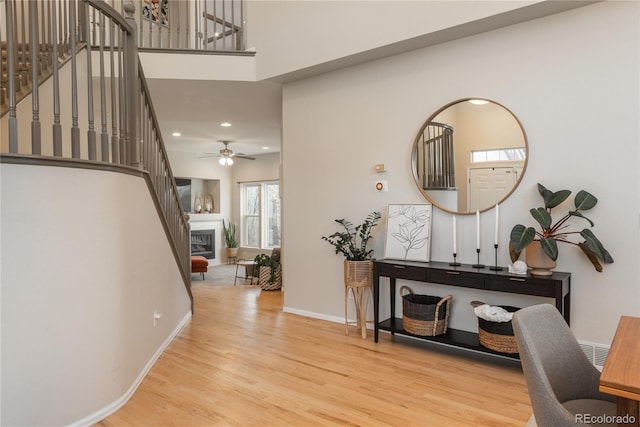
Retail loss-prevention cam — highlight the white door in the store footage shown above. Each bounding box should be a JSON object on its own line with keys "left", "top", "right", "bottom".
{"left": 468, "top": 167, "right": 517, "bottom": 211}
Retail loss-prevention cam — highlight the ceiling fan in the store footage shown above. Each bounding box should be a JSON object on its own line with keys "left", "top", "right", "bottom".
{"left": 199, "top": 140, "right": 256, "bottom": 166}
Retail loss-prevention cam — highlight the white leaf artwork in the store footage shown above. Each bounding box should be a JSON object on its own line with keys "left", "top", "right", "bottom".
{"left": 384, "top": 204, "right": 432, "bottom": 262}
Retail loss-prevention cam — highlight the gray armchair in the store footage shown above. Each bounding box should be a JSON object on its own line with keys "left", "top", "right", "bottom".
{"left": 512, "top": 304, "right": 617, "bottom": 427}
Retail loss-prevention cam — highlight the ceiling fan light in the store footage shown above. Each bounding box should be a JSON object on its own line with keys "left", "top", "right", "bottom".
{"left": 218, "top": 156, "right": 233, "bottom": 166}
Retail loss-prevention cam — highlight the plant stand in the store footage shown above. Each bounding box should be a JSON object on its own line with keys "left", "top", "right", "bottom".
{"left": 226, "top": 247, "right": 239, "bottom": 264}
{"left": 344, "top": 260, "right": 373, "bottom": 339}
{"left": 345, "top": 282, "right": 373, "bottom": 339}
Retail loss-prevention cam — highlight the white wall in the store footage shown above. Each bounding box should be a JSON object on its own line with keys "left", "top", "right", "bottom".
{"left": 138, "top": 52, "right": 257, "bottom": 81}
{"left": 281, "top": 1, "right": 640, "bottom": 345}
{"left": 0, "top": 164, "right": 191, "bottom": 426}
{"left": 246, "top": 0, "right": 593, "bottom": 81}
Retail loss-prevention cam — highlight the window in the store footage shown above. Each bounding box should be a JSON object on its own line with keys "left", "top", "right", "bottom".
{"left": 471, "top": 147, "right": 526, "bottom": 163}
{"left": 240, "top": 181, "right": 281, "bottom": 249}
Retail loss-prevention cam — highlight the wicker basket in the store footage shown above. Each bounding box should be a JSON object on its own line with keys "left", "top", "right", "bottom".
{"left": 343, "top": 260, "right": 373, "bottom": 288}
{"left": 400, "top": 286, "right": 452, "bottom": 336}
{"left": 470, "top": 301, "right": 519, "bottom": 354}
{"left": 259, "top": 265, "right": 282, "bottom": 291}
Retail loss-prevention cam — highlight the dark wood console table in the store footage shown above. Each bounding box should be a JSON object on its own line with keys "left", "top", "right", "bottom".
{"left": 373, "top": 259, "right": 571, "bottom": 359}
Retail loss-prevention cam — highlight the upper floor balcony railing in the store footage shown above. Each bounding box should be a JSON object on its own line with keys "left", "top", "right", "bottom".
{"left": 104, "top": 0, "right": 245, "bottom": 51}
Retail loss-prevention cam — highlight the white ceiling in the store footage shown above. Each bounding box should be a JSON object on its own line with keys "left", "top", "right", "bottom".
{"left": 145, "top": 78, "right": 282, "bottom": 157}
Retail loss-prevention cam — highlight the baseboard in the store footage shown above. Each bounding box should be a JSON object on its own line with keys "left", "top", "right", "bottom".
{"left": 283, "top": 306, "right": 345, "bottom": 324}
{"left": 282, "top": 306, "right": 373, "bottom": 328}
{"left": 69, "top": 311, "right": 193, "bottom": 427}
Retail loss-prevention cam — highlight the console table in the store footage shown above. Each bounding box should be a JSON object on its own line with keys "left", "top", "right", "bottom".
{"left": 373, "top": 259, "right": 571, "bottom": 359}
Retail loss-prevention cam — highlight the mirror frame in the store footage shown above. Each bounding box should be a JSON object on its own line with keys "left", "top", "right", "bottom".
{"left": 411, "top": 98, "right": 529, "bottom": 215}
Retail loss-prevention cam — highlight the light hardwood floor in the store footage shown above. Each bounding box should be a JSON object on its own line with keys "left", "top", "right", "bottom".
{"left": 97, "top": 282, "right": 532, "bottom": 426}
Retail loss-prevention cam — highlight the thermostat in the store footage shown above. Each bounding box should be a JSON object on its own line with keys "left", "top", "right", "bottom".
{"left": 375, "top": 180, "right": 388, "bottom": 192}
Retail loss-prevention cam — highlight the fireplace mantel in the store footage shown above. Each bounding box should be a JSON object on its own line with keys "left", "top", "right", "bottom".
{"left": 188, "top": 213, "right": 223, "bottom": 223}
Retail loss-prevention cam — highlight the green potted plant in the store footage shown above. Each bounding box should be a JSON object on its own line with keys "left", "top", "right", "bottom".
{"left": 222, "top": 220, "right": 239, "bottom": 259}
{"left": 321, "top": 211, "right": 382, "bottom": 261}
{"left": 254, "top": 253, "right": 281, "bottom": 290}
{"left": 322, "top": 211, "right": 381, "bottom": 338}
{"left": 321, "top": 211, "right": 382, "bottom": 286}
{"left": 510, "top": 183, "right": 613, "bottom": 274}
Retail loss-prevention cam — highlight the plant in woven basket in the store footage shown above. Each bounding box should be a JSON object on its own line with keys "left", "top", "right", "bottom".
{"left": 222, "top": 219, "right": 238, "bottom": 248}
{"left": 509, "top": 183, "right": 614, "bottom": 272}
{"left": 254, "top": 253, "right": 280, "bottom": 285}
{"left": 321, "top": 211, "right": 382, "bottom": 260}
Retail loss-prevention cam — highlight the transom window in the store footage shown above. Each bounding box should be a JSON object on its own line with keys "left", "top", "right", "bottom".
{"left": 471, "top": 147, "right": 526, "bottom": 163}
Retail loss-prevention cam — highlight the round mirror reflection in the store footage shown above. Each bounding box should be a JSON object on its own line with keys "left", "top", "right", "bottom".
{"left": 411, "top": 98, "right": 528, "bottom": 214}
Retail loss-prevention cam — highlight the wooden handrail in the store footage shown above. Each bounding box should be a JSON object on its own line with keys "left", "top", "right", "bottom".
{"left": 86, "top": 0, "right": 133, "bottom": 34}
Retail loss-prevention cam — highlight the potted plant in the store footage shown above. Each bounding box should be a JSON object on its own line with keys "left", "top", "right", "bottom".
{"left": 510, "top": 183, "right": 613, "bottom": 275}
{"left": 321, "top": 211, "right": 382, "bottom": 284}
{"left": 254, "top": 253, "right": 281, "bottom": 290}
{"left": 322, "top": 211, "right": 381, "bottom": 338}
{"left": 222, "top": 220, "right": 239, "bottom": 259}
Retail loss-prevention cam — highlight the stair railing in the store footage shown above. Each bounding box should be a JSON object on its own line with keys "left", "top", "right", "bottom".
{"left": 1, "top": 0, "right": 192, "bottom": 304}
{"left": 129, "top": 0, "right": 245, "bottom": 51}
{"left": 417, "top": 122, "right": 456, "bottom": 190}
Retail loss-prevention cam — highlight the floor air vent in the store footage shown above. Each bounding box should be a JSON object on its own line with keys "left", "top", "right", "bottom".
{"left": 578, "top": 340, "right": 610, "bottom": 371}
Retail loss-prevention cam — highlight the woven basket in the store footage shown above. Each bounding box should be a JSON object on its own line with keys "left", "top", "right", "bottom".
{"left": 259, "top": 265, "right": 282, "bottom": 291}
{"left": 400, "top": 286, "right": 452, "bottom": 336}
{"left": 470, "top": 301, "right": 519, "bottom": 354}
{"left": 343, "top": 260, "right": 373, "bottom": 288}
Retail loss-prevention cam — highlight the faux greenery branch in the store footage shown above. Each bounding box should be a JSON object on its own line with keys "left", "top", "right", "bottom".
{"left": 509, "top": 183, "right": 613, "bottom": 272}
{"left": 321, "top": 212, "right": 382, "bottom": 261}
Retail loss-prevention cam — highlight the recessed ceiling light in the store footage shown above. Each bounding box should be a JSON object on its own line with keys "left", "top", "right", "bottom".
{"left": 172, "top": 132, "right": 181, "bottom": 137}
{"left": 220, "top": 122, "right": 232, "bottom": 127}
{"left": 262, "top": 146, "right": 269, "bottom": 150}
{"left": 469, "top": 99, "right": 489, "bottom": 105}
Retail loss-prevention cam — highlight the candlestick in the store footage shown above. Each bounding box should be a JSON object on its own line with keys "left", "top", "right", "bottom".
{"left": 452, "top": 216, "right": 457, "bottom": 254}
{"left": 449, "top": 253, "right": 461, "bottom": 267}
{"left": 494, "top": 204, "right": 499, "bottom": 246}
{"left": 476, "top": 210, "right": 480, "bottom": 250}
{"left": 490, "top": 244, "right": 504, "bottom": 271}
{"left": 472, "top": 248, "right": 485, "bottom": 268}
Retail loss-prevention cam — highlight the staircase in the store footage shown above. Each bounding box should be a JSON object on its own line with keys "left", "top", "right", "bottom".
{"left": 1, "top": 0, "right": 192, "bottom": 302}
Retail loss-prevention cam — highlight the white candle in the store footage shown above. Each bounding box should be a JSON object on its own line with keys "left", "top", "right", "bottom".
{"left": 494, "top": 204, "right": 499, "bottom": 246}
{"left": 452, "top": 216, "right": 457, "bottom": 254}
{"left": 476, "top": 210, "right": 480, "bottom": 250}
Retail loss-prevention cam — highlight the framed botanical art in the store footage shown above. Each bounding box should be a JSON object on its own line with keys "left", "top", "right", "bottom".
{"left": 383, "top": 204, "right": 432, "bottom": 262}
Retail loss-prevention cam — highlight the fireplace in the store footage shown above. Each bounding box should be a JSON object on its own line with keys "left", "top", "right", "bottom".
{"left": 191, "top": 229, "right": 215, "bottom": 259}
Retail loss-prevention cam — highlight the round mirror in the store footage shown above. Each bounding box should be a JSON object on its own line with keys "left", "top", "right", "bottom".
{"left": 411, "top": 98, "right": 528, "bottom": 214}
